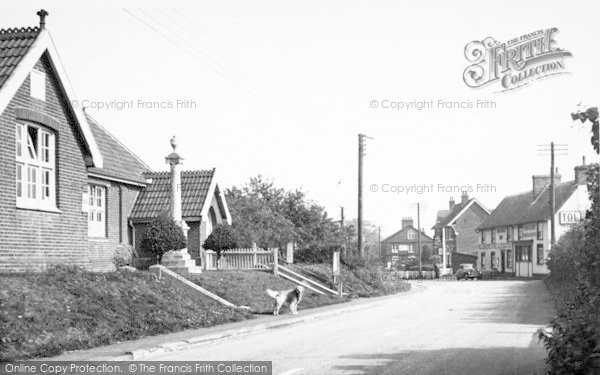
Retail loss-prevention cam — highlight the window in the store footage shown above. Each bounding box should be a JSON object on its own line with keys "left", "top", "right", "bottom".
{"left": 408, "top": 244, "right": 414, "bottom": 253}
{"left": 391, "top": 244, "right": 399, "bottom": 253}
{"left": 506, "top": 250, "right": 513, "bottom": 268}
{"left": 15, "top": 123, "right": 55, "bottom": 210}
{"left": 30, "top": 70, "right": 46, "bottom": 101}
{"left": 537, "top": 222, "right": 544, "bottom": 240}
{"left": 506, "top": 226, "right": 513, "bottom": 242}
{"left": 518, "top": 225, "right": 524, "bottom": 240}
{"left": 87, "top": 185, "right": 106, "bottom": 237}
{"left": 515, "top": 245, "right": 531, "bottom": 262}
{"left": 407, "top": 230, "right": 415, "bottom": 240}
{"left": 537, "top": 244, "right": 544, "bottom": 265}
{"left": 481, "top": 230, "right": 485, "bottom": 244}
{"left": 480, "top": 252, "right": 486, "bottom": 269}
{"left": 491, "top": 228, "right": 496, "bottom": 243}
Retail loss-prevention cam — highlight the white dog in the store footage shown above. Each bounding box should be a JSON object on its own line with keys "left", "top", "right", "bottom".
{"left": 266, "top": 286, "right": 305, "bottom": 315}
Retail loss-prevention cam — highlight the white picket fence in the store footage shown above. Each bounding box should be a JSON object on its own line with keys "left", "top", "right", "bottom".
{"left": 205, "top": 247, "right": 277, "bottom": 270}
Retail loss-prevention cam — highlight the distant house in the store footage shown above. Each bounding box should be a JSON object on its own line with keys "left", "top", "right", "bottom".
{"left": 432, "top": 193, "right": 490, "bottom": 266}
{"left": 476, "top": 164, "right": 591, "bottom": 277}
{"left": 381, "top": 218, "right": 433, "bottom": 268}
{"left": 0, "top": 13, "right": 151, "bottom": 272}
{"left": 130, "top": 167, "right": 231, "bottom": 268}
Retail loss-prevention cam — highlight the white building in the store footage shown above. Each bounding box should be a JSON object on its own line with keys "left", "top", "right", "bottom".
{"left": 476, "top": 163, "right": 591, "bottom": 277}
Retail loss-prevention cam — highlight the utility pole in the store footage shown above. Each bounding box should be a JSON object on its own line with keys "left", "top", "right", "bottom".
{"left": 378, "top": 226, "right": 382, "bottom": 260}
{"left": 358, "top": 133, "right": 373, "bottom": 258}
{"left": 537, "top": 142, "right": 568, "bottom": 247}
{"left": 550, "top": 142, "right": 556, "bottom": 246}
{"left": 409, "top": 203, "right": 427, "bottom": 276}
{"left": 417, "top": 203, "right": 422, "bottom": 277}
{"left": 340, "top": 206, "right": 346, "bottom": 258}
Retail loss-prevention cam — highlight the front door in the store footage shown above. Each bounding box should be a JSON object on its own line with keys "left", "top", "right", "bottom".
{"left": 501, "top": 250, "right": 505, "bottom": 273}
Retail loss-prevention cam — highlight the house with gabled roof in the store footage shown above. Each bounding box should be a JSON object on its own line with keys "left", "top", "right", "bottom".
{"left": 432, "top": 192, "right": 490, "bottom": 267}
{"left": 381, "top": 217, "right": 433, "bottom": 268}
{"left": 0, "top": 11, "right": 153, "bottom": 272}
{"left": 476, "top": 163, "right": 591, "bottom": 277}
{"left": 130, "top": 166, "right": 231, "bottom": 268}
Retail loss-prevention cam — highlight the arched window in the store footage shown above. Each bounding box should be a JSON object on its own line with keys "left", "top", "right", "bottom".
{"left": 15, "top": 122, "right": 56, "bottom": 210}
{"left": 206, "top": 207, "right": 218, "bottom": 236}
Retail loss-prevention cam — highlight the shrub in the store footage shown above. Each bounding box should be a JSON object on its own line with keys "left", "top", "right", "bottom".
{"left": 141, "top": 213, "right": 186, "bottom": 263}
{"left": 202, "top": 224, "right": 238, "bottom": 269}
{"left": 546, "top": 223, "right": 585, "bottom": 283}
{"left": 294, "top": 244, "right": 338, "bottom": 264}
{"left": 113, "top": 244, "right": 134, "bottom": 267}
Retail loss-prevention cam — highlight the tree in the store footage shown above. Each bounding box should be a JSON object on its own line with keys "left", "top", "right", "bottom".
{"left": 202, "top": 224, "right": 238, "bottom": 270}
{"left": 226, "top": 176, "right": 345, "bottom": 249}
{"left": 420, "top": 244, "right": 433, "bottom": 263}
{"left": 141, "top": 213, "right": 186, "bottom": 263}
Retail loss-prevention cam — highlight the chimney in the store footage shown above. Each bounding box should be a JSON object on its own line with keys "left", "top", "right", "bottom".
{"left": 532, "top": 174, "right": 562, "bottom": 199}
{"left": 165, "top": 136, "right": 185, "bottom": 233}
{"left": 575, "top": 157, "right": 589, "bottom": 185}
{"left": 37, "top": 9, "right": 48, "bottom": 29}
{"left": 401, "top": 217, "right": 414, "bottom": 229}
{"left": 461, "top": 191, "right": 469, "bottom": 204}
{"left": 449, "top": 197, "right": 455, "bottom": 209}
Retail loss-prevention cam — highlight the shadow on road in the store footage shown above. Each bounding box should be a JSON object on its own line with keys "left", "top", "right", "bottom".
{"left": 334, "top": 345, "right": 548, "bottom": 375}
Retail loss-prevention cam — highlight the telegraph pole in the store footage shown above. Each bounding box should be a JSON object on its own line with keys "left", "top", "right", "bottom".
{"left": 538, "top": 142, "right": 567, "bottom": 247}
{"left": 417, "top": 203, "right": 422, "bottom": 276}
{"left": 358, "top": 133, "right": 372, "bottom": 258}
{"left": 550, "top": 142, "right": 556, "bottom": 246}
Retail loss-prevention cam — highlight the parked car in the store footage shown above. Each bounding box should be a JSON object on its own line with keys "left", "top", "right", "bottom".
{"left": 455, "top": 263, "right": 482, "bottom": 280}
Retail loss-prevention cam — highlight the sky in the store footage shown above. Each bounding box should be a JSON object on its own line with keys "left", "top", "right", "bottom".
{"left": 2, "top": 1, "right": 599, "bottom": 238}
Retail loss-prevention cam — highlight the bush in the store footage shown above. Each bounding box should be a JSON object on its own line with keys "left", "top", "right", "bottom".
{"left": 202, "top": 224, "right": 238, "bottom": 269}
{"left": 113, "top": 244, "right": 134, "bottom": 267}
{"left": 141, "top": 213, "right": 186, "bottom": 263}
{"left": 546, "top": 223, "right": 585, "bottom": 283}
{"left": 294, "top": 244, "right": 338, "bottom": 264}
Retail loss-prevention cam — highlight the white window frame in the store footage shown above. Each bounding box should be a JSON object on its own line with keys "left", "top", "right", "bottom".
{"left": 391, "top": 244, "right": 399, "bottom": 253}
{"left": 16, "top": 122, "right": 57, "bottom": 211}
{"left": 407, "top": 229, "right": 415, "bottom": 240}
{"left": 30, "top": 70, "right": 46, "bottom": 101}
{"left": 87, "top": 184, "right": 107, "bottom": 237}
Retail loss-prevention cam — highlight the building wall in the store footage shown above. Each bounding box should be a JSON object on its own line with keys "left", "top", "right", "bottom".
{"left": 454, "top": 204, "right": 489, "bottom": 254}
{"left": 88, "top": 182, "right": 142, "bottom": 272}
{"left": 0, "top": 57, "right": 90, "bottom": 272}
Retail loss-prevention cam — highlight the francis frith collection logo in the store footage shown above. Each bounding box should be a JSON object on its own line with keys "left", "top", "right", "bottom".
{"left": 463, "top": 28, "right": 572, "bottom": 92}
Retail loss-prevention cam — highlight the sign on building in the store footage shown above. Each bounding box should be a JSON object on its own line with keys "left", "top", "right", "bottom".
{"left": 559, "top": 211, "right": 584, "bottom": 225}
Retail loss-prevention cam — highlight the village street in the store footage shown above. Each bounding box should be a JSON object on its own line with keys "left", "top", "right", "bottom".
{"left": 145, "top": 280, "right": 554, "bottom": 375}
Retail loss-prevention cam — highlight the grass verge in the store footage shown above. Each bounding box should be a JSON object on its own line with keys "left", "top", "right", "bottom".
{"left": 297, "top": 263, "right": 411, "bottom": 297}
{"left": 193, "top": 270, "right": 345, "bottom": 314}
{"left": 0, "top": 266, "right": 251, "bottom": 361}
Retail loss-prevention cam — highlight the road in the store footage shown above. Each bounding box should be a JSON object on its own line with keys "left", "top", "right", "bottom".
{"left": 146, "top": 280, "right": 555, "bottom": 375}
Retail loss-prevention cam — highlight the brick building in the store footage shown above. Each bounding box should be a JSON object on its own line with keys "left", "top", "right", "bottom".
{"left": 432, "top": 192, "right": 490, "bottom": 268}
{"left": 130, "top": 167, "right": 231, "bottom": 268}
{"left": 381, "top": 217, "right": 433, "bottom": 268}
{"left": 0, "top": 11, "right": 230, "bottom": 272}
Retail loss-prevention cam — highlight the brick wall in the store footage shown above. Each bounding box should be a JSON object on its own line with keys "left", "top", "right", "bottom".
{"left": 88, "top": 182, "right": 142, "bottom": 272}
{"left": 0, "top": 57, "right": 90, "bottom": 272}
{"left": 455, "top": 204, "right": 489, "bottom": 254}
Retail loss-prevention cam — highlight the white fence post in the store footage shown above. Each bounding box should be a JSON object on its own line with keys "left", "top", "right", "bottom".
{"left": 273, "top": 248, "right": 279, "bottom": 277}
{"left": 286, "top": 242, "right": 294, "bottom": 264}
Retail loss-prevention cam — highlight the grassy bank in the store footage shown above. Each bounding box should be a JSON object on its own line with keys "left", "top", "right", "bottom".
{"left": 298, "top": 263, "right": 411, "bottom": 297}
{"left": 0, "top": 266, "right": 251, "bottom": 361}
{"left": 193, "top": 270, "right": 345, "bottom": 314}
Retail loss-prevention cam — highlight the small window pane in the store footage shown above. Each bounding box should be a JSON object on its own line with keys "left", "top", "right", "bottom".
{"left": 16, "top": 164, "right": 22, "bottom": 197}
{"left": 16, "top": 125, "right": 22, "bottom": 157}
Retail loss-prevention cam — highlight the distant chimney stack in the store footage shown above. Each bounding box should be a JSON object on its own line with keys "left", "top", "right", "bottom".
{"left": 461, "top": 191, "right": 469, "bottom": 204}
{"left": 37, "top": 9, "right": 48, "bottom": 29}
{"left": 401, "top": 217, "right": 414, "bottom": 229}
{"left": 575, "top": 158, "right": 590, "bottom": 185}
{"left": 449, "top": 197, "right": 455, "bottom": 209}
{"left": 532, "top": 174, "right": 562, "bottom": 199}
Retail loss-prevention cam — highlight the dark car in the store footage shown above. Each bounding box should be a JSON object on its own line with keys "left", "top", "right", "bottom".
{"left": 455, "top": 263, "right": 482, "bottom": 280}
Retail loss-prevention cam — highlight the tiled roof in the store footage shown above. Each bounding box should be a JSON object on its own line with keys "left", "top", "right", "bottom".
{"left": 433, "top": 200, "right": 471, "bottom": 229}
{"left": 130, "top": 169, "right": 215, "bottom": 220}
{"left": 381, "top": 225, "right": 433, "bottom": 243}
{"left": 0, "top": 27, "right": 39, "bottom": 89}
{"left": 86, "top": 114, "right": 151, "bottom": 184}
{"left": 477, "top": 181, "right": 579, "bottom": 230}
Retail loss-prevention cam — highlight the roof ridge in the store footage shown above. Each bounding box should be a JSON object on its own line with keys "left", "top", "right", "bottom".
{"left": 0, "top": 26, "right": 40, "bottom": 37}
{"left": 85, "top": 113, "right": 153, "bottom": 172}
